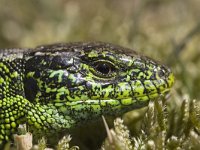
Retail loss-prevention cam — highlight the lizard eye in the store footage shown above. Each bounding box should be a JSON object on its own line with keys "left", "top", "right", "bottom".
{"left": 96, "top": 62, "right": 112, "bottom": 74}
{"left": 92, "top": 60, "right": 116, "bottom": 78}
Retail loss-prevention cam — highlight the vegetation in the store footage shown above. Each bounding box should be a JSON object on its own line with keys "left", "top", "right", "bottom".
{"left": 103, "top": 99, "right": 200, "bottom": 150}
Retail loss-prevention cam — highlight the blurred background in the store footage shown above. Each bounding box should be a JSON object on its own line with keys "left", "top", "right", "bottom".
{"left": 0, "top": 0, "right": 200, "bottom": 149}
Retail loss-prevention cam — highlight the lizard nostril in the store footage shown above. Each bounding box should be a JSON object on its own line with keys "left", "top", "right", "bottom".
{"left": 158, "top": 69, "right": 165, "bottom": 78}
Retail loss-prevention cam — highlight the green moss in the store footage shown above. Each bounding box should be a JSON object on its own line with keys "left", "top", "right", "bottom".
{"left": 102, "top": 98, "right": 200, "bottom": 150}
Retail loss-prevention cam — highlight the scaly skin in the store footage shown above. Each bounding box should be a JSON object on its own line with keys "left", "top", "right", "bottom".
{"left": 0, "top": 42, "right": 174, "bottom": 145}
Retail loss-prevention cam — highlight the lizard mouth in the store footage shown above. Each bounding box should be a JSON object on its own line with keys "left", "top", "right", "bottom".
{"left": 57, "top": 73, "right": 174, "bottom": 106}
{"left": 62, "top": 88, "right": 171, "bottom": 118}
{"left": 118, "top": 88, "right": 170, "bottom": 106}
{"left": 64, "top": 82, "right": 172, "bottom": 107}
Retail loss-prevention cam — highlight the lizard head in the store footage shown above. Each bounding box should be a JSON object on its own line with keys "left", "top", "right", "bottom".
{"left": 24, "top": 42, "right": 174, "bottom": 124}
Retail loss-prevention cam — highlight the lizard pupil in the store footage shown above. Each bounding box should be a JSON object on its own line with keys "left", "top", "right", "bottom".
{"left": 96, "top": 63, "right": 111, "bottom": 74}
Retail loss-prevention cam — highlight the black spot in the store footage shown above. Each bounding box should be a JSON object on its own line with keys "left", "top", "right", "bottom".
{"left": 24, "top": 78, "right": 38, "bottom": 102}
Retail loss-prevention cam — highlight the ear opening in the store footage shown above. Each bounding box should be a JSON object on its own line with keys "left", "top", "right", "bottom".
{"left": 24, "top": 77, "right": 38, "bottom": 102}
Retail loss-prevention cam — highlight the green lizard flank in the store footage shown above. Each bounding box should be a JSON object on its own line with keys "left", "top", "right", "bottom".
{"left": 0, "top": 42, "right": 174, "bottom": 145}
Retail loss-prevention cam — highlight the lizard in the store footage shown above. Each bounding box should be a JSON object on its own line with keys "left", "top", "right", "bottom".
{"left": 0, "top": 42, "right": 174, "bottom": 146}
